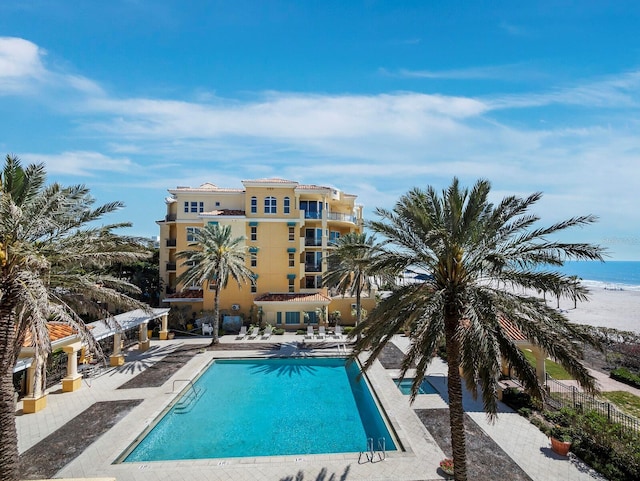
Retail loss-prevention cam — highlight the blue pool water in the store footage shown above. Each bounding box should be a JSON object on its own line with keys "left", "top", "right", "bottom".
{"left": 395, "top": 378, "right": 438, "bottom": 395}
{"left": 124, "top": 357, "right": 396, "bottom": 461}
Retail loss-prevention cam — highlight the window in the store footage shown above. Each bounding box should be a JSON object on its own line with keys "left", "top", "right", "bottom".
{"left": 284, "top": 196, "right": 290, "bottom": 214}
{"left": 250, "top": 253, "right": 257, "bottom": 268}
{"left": 183, "top": 201, "right": 189, "bottom": 213}
{"left": 250, "top": 196, "right": 257, "bottom": 214}
{"left": 250, "top": 226, "right": 257, "bottom": 241}
{"left": 288, "top": 252, "right": 295, "bottom": 267}
{"left": 190, "top": 201, "right": 198, "bottom": 213}
{"left": 185, "top": 201, "right": 204, "bottom": 213}
{"left": 264, "top": 196, "right": 276, "bottom": 214}
{"left": 285, "top": 311, "right": 300, "bottom": 324}
{"left": 306, "top": 311, "right": 318, "bottom": 324}
{"left": 186, "top": 226, "right": 200, "bottom": 243}
{"left": 288, "top": 277, "right": 295, "bottom": 292}
{"left": 300, "top": 200, "right": 322, "bottom": 219}
{"left": 288, "top": 226, "right": 295, "bottom": 241}
{"left": 251, "top": 280, "right": 257, "bottom": 293}
{"left": 329, "top": 231, "right": 340, "bottom": 245}
{"left": 215, "top": 201, "right": 220, "bottom": 207}
{"left": 276, "top": 312, "right": 282, "bottom": 325}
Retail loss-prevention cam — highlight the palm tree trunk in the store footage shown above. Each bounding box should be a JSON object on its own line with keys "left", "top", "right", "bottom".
{"left": 445, "top": 319, "right": 468, "bottom": 481}
{"left": 0, "top": 292, "right": 20, "bottom": 481}
{"left": 210, "top": 285, "right": 220, "bottom": 346}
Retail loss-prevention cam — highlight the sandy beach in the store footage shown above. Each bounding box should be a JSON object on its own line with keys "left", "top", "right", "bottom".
{"left": 553, "top": 283, "right": 640, "bottom": 334}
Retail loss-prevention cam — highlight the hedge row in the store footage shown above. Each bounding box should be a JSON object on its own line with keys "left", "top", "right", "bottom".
{"left": 610, "top": 367, "right": 640, "bottom": 389}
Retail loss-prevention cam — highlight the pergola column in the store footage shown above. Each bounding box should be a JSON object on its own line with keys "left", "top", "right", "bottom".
{"left": 110, "top": 331, "right": 125, "bottom": 366}
{"left": 61, "top": 341, "right": 83, "bottom": 392}
{"left": 158, "top": 314, "right": 170, "bottom": 340}
{"left": 138, "top": 320, "right": 150, "bottom": 352}
{"left": 23, "top": 352, "right": 47, "bottom": 414}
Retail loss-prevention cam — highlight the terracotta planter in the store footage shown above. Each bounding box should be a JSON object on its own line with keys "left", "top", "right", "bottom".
{"left": 550, "top": 437, "right": 571, "bottom": 456}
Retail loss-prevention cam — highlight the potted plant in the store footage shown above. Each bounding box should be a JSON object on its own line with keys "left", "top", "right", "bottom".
{"left": 439, "top": 458, "right": 454, "bottom": 475}
{"left": 549, "top": 426, "right": 572, "bottom": 456}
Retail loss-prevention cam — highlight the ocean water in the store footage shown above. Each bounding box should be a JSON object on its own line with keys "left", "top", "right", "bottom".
{"left": 555, "top": 261, "right": 640, "bottom": 290}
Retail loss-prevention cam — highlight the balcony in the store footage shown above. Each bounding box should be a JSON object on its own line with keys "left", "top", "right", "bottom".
{"left": 166, "top": 262, "right": 176, "bottom": 271}
{"left": 304, "top": 237, "right": 323, "bottom": 247}
{"left": 327, "top": 212, "right": 356, "bottom": 223}
{"left": 304, "top": 263, "right": 322, "bottom": 273}
{"left": 166, "top": 238, "right": 177, "bottom": 247}
{"left": 303, "top": 211, "right": 323, "bottom": 220}
{"left": 165, "top": 213, "right": 177, "bottom": 222}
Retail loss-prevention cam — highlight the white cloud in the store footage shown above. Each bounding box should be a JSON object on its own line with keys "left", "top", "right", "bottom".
{"left": 21, "top": 151, "right": 140, "bottom": 177}
{"left": 0, "top": 37, "right": 46, "bottom": 93}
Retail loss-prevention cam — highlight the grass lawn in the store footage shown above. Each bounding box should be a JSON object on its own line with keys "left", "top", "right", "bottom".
{"left": 602, "top": 391, "right": 640, "bottom": 418}
{"left": 522, "top": 349, "right": 573, "bottom": 380}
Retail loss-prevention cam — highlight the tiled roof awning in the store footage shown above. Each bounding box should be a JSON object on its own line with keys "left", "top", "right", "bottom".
{"left": 162, "top": 289, "right": 204, "bottom": 303}
{"left": 254, "top": 292, "right": 331, "bottom": 304}
{"left": 498, "top": 317, "right": 527, "bottom": 342}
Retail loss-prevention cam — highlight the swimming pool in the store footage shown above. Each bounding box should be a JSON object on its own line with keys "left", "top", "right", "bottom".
{"left": 123, "top": 357, "right": 397, "bottom": 461}
{"left": 394, "top": 378, "right": 438, "bottom": 395}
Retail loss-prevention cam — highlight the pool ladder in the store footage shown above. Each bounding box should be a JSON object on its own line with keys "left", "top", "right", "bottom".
{"left": 358, "top": 437, "right": 386, "bottom": 463}
{"left": 172, "top": 379, "right": 205, "bottom": 414}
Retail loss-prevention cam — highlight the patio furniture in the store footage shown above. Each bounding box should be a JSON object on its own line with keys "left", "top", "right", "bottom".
{"left": 248, "top": 326, "right": 260, "bottom": 339}
{"left": 236, "top": 325, "right": 247, "bottom": 339}
{"left": 262, "top": 325, "right": 273, "bottom": 339}
{"left": 317, "top": 326, "right": 326, "bottom": 339}
{"left": 306, "top": 325, "right": 314, "bottom": 339}
{"left": 334, "top": 325, "right": 343, "bottom": 339}
{"left": 202, "top": 323, "right": 213, "bottom": 336}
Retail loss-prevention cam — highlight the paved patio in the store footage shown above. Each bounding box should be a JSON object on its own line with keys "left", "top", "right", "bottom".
{"left": 15, "top": 333, "right": 607, "bottom": 480}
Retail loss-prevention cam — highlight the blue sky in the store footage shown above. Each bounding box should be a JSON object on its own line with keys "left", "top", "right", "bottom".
{"left": 1, "top": 1, "right": 639, "bottom": 259}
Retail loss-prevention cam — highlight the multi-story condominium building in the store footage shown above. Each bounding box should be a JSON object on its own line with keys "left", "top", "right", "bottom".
{"left": 157, "top": 178, "right": 376, "bottom": 330}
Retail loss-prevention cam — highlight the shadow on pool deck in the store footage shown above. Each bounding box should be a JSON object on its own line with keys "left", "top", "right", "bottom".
{"left": 19, "top": 400, "right": 142, "bottom": 480}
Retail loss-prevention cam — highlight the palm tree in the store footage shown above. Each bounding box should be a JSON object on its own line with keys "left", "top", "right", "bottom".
{"left": 351, "top": 178, "right": 604, "bottom": 481}
{"left": 323, "top": 232, "right": 389, "bottom": 335}
{"left": 0, "top": 155, "right": 148, "bottom": 481}
{"left": 175, "top": 224, "right": 255, "bottom": 345}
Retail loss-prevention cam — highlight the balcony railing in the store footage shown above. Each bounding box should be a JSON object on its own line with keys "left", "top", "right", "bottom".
{"left": 305, "top": 263, "right": 322, "bottom": 272}
{"left": 327, "top": 212, "right": 356, "bottom": 223}
{"left": 166, "top": 238, "right": 177, "bottom": 247}
{"left": 166, "top": 262, "right": 176, "bottom": 271}
{"left": 165, "top": 213, "right": 177, "bottom": 222}
{"left": 303, "top": 211, "right": 323, "bottom": 219}
{"left": 304, "top": 237, "right": 323, "bottom": 247}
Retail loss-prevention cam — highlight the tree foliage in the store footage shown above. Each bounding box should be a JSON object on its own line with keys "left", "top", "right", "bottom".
{"left": 348, "top": 178, "right": 604, "bottom": 480}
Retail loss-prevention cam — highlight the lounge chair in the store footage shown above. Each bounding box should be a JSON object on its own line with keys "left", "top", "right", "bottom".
{"left": 262, "top": 325, "right": 273, "bottom": 339}
{"left": 306, "top": 325, "right": 314, "bottom": 339}
{"left": 334, "top": 325, "right": 343, "bottom": 339}
{"left": 236, "top": 325, "right": 247, "bottom": 339}
{"left": 317, "top": 326, "right": 326, "bottom": 339}
{"left": 202, "top": 323, "right": 214, "bottom": 336}
{"left": 248, "top": 326, "right": 260, "bottom": 339}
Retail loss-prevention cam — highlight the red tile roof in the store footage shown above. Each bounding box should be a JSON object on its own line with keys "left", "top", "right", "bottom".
{"left": 254, "top": 292, "right": 331, "bottom": 303}
{"left": 499, "top": 317, "right": 527, "bottom": 342}
{"left": 165, "top": 289, "right": 204, "bottom": 300}
{"left": 22, "top": 323, "right": 78, "bottom": 347}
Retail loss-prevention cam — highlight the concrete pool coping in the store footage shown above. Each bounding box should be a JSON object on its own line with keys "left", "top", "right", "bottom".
{"left": 18, "top": 337, "right": 447, "bottom": 481}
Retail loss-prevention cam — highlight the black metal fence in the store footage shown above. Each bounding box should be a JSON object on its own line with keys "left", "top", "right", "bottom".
{"left": 546, "top": 375, "right": 640, "bottom": 433}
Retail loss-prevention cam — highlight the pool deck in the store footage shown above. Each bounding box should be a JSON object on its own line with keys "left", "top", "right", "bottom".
{"left": 16, "top": 333, "right": 604, "bottom": 481}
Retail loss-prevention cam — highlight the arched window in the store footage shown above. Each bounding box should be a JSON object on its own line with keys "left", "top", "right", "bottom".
{"left": 264, "top": 196, "right": 277, "bottom": 214}
{"left": 284, "top": 196, "right": 290, "bottom": 214}
{"left": 250, "top": 196, "right": 257, "bottom": 214}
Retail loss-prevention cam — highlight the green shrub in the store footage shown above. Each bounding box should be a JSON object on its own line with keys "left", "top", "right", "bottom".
{"left": 541, "top": 407, "right": 640, "bottom": 481}
{"left": 296, "top": 329, "right": 306, "bottom": 335}
{"left": 502, "top": 387, "right": 535, "bottom": 411}
{"left": 343, "top": 327, "right": 354, "bottom": 334}
{"left": 611, "top": 367, "right": 640, "bottom": 389}
{"left": 517, "top": 407, "right": 532, "bottom": 418}
{"left": 274, "top": 328, "right": 285, "bottom": 335}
